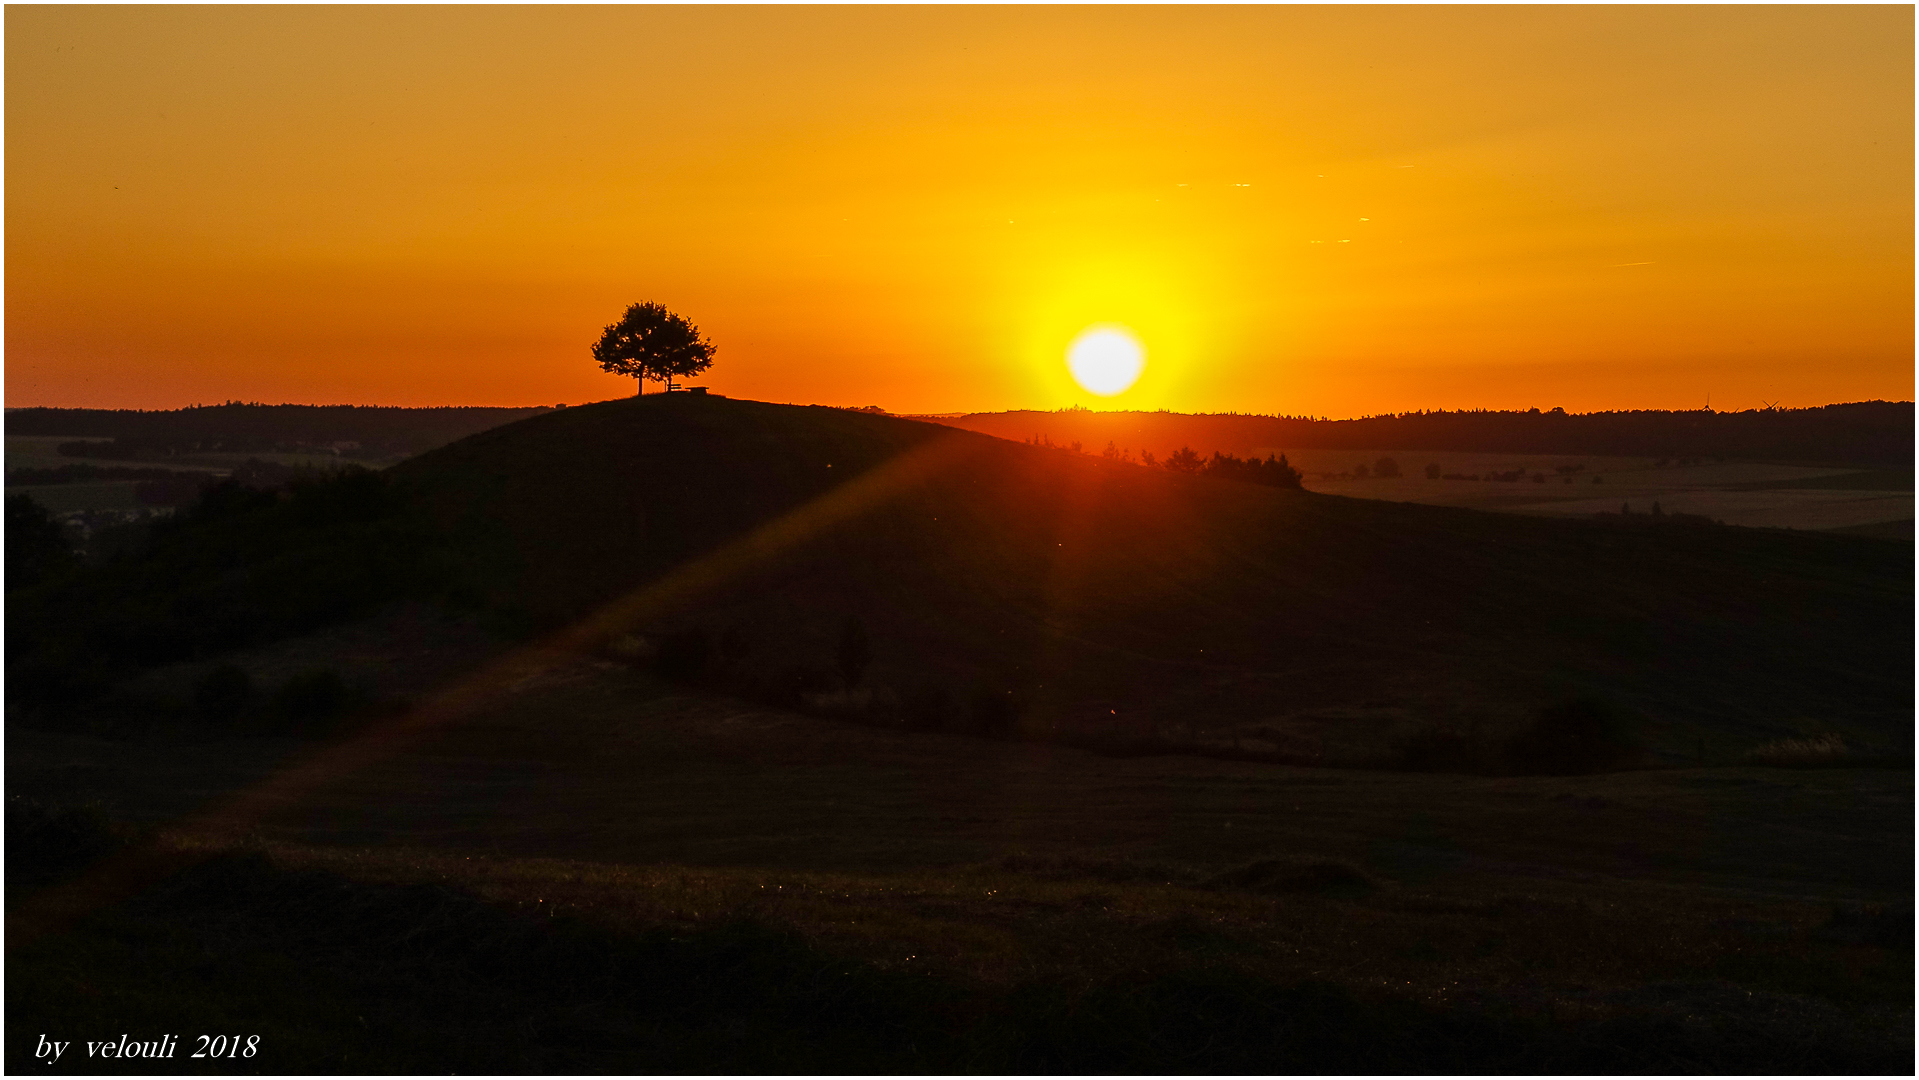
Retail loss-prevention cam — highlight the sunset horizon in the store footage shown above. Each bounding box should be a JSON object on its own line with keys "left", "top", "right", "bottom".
{"left": 8, "top": 6, "right": 1912, "bottom": 416}
{"left": 8, "top": 8, "right": 1911, "bottom": 1074}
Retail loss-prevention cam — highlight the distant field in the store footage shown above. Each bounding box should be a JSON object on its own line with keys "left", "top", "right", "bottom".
{"left": 3, "top": 480, "right": 147, "bottom": 513}
{"left": 8, "top": 434, "right": 368, "bottom": 471}
{"left": 1274, "top": 449, "right": 1915, "bottom": 534}
{"left": 6, "top": 435, "right": 375, "bottom": 514}
{"left": 4, "top": 436, "right": 113, "bottom": 471}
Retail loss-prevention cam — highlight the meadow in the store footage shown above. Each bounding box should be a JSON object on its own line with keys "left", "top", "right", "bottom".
{"left": 9, "top": 652, "right": 1912, "bottom": 1072}
{"left": 1283, "top": 451, "right": 1914, "bottom": 536}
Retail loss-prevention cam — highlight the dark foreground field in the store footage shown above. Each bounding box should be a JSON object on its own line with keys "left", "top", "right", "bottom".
{"left": 7, "top": 396, "right": 1912, "bottom": 1072}
{"left": 8, "top": 645, "right": 1913, "bottom": 1073}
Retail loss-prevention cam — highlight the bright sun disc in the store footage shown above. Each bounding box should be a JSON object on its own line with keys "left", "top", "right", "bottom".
{"left": 1066, "top": 326, "right": 1145, "bottom": 396}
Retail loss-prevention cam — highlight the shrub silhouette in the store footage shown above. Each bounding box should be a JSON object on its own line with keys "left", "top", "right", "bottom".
{"left": 6, "top": 797, "right": 132, "bottom": 890}
{"left": 1205, "top": 857, "right": 1382, "bottom": 897}
{"left": 1373, "top": 457, "right": 1401, "bottom": 479}
{"left": 837, "top": 616, "right": 872, "bottom": 687}
{"left": 193, "top": 664, "right": 255, "bottom": 727}
{"left": 1502, "top": 697, "right": 1642, "bottom": 775}
{"left": 654, "top": 629, "right": 712, "bottom": 682}
{"left": 719, "top": 626, "right": 752, "bottom": 667}
{"left": 1424, "top": 462, "right": 1442, "bottom": 479}
{"left": 6, "top": 494, "right": 75, "bottom": 590}
{"left": 1388, "top": 723, "right": 1491, "bottom": 774}
{"left": 1197, "top": 451, "right": 1303, "bottom": 489}
{"left": 273, "top": 668, "right": 350, "bottom": 731}
{"left": 903, "top": 684, "right": 955, "bottom": 730}
{"left": 1743, "top": 733, "right": 1851, "bottom": 768}
{"left": 1163, "top": 446, "right": 1204, "bottom": 474}
{"left": 968, "top": 686, "right": 1024, "bottom": 737}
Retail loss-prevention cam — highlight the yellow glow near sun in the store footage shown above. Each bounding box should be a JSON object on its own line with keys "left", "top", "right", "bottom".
{"left": 1066, "top": 326, "right": 1146, "bottom": 396}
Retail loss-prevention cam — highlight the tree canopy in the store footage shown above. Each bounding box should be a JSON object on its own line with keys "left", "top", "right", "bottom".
{"left": 591, "top": 303, "right": 715, "bottom": 392}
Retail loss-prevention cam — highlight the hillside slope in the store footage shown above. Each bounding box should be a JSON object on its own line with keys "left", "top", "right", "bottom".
{"left": 393, "top": 395, "right": 1912, "bottom": 760}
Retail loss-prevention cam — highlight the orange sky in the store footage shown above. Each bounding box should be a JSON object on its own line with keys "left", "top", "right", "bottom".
{"left": 7, "top": 6, "right": 1912, "bottom": 415}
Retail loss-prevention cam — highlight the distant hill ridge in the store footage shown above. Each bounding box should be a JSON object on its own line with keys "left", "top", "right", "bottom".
{"left": 937, "top": 401, "right": 1913, "bottom": 468}
{"left": 5, "top": 403, "right": 555, "bottom": 459}
{"left": 11, "top": 399, "right": 1907, "bottom": 467}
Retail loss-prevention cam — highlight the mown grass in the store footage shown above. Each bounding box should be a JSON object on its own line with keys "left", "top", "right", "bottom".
{"left": 7, "top": 813, "right": 1911, "bottom": 1074}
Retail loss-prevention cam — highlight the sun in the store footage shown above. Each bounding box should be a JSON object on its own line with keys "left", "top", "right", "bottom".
{"left": 1065, "top": 326, "right": 1145, "bottom": 396}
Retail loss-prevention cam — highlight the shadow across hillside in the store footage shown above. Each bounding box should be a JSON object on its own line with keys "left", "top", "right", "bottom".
{"left": 9, "top": 395, "right": 1910, "bottom": 771}
{"left": 389, "top": 395, "right": 1910, "bottom": 765}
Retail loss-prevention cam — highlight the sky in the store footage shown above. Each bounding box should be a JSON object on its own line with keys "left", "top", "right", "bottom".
{"left": 6, "top": 6, "right": 1912, "bottom": 416}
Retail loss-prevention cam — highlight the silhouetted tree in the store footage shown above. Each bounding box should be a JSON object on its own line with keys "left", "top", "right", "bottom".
{"left": 6, "top": 495, "right": 75, "bottom": 590}
{"left": 591, "top": 302, "right": 716, "bottom": 395}
{"left": 1264, "top": 452, "right": 1304, "bottom": 489}
{"left": 1425, "top": 462, "right": 1442, "bottom": 479}
{"left": 193, "top": 664, "right": 255, "bottom": 727}
{"left": 1351, "top": 461, "right": 1370, "bottom": 479}
{"left": 1197, "top": 451, "right": 1303, "bottom": 489}
{"left": 1373, "top": 457, "right": 1401, "bottom": 479}
{"left": 1165, "top": 446, "right": 1204, "bottom": 474}
{"left": 837, "top": 616, "right": 872, "bottom": 687}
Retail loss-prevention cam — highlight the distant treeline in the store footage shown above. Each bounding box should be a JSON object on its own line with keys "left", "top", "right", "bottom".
{"left": 7, "top": 403, "right": 556, "bottom": 461}
{"left": 6, "top": 459, "right": 337, "bottom": 508}
{"left": 1028, "top": 435, "right": 1305, "bottom": 489}
{"left": 8, "top": 467, "right": 436, "bottom": 716}
{"left": 946, "top": 402, "right": 1914, "bottom": 468}
{"left": 6, "top": 463, "right": 213, "bottom": 486}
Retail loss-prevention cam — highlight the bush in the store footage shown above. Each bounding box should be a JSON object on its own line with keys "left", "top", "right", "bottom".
{"left": 5, "top": 797, "right": 133, "bottom": 891}
{"left": 837, "top": 617, "right": 871, "bottom": 687}
{"left": 1199, "top": 451, "right": 1303, "bottom": 489}
{"left": 752, "top": 662, "right": 838, "bottom": 712}
{"left": 5, "top": 494, "right": 76, "bottom": 590}
{"left": 273, "top": 668, "right": 351, "bottom": 731}
{"left": 1204, "top": 857, "right": 1382, "bottom": 897}
{"left": 1373, "top": 457, "right": 1401, "bottom": 479}
{"left": 902, "top": 684, "right": 955, "bottom": 731}
{"left": 1743, "top": 733, "right": 1851, "bottom": 768}
{"left": 1163, "top": 446, "right": 1204, "bottom": 474}
{"left": 193, "top": 664, "right": 256, "bottom": 726}
{"left": 1502, "top": 697, "right": 1643, "bottom": 776}
{"left": 654, "top": 629, "right": 711, "bottom": 682}
{"left": 1387, "top": 723, "right": 1491, "bottom": 774}
{"left": 968, "top": 686, "right": 1024, "bottom": 738}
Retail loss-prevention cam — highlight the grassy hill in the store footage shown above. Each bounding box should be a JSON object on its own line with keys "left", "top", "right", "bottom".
{"left": 10, "top": 393, "right": 1911, "bottom": 1072}
{"left": 389, "top": 394, "right": 1911, "bottom": 765}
